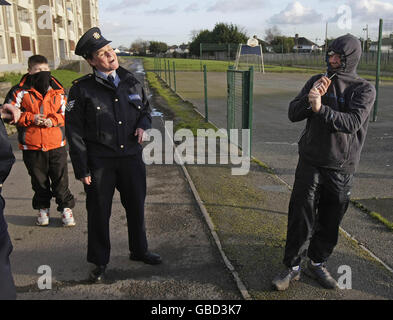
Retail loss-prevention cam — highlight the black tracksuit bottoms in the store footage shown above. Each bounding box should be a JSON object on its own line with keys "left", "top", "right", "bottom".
{"left": 22, "top": 146, "right": 75, "bottom": 212}
{"left": 283, "top": 158, "right": 353, "bottom": 268}
{"left": 84, "top": 151, "right": 148, "bottom": 266}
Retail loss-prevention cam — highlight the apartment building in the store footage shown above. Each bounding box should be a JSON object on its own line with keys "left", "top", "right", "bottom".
{"left": 0, "top": 0, "right": 99, "bottom": 73}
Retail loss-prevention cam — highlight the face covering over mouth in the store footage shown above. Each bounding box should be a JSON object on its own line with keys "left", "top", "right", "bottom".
{"left": 27, "top": 71, "right": 51, "bottom": 97}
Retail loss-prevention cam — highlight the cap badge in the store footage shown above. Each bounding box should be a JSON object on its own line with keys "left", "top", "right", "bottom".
{"left": 93, "top": 32, "right": 101, "bottom": 40}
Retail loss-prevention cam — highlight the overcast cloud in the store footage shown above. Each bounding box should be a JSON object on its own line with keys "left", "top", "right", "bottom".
{"left": 268, "top": 1, "right": 323, "bottom": 25}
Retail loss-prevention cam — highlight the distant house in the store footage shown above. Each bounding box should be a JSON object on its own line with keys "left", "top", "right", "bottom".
{"left": 166, "top": 44, "right": 190, "bottom": 57}
{"left": 177, "top": 44, "right": 190, "bottom": 54}
{"left": 293, "top": 34, "right": 321, "bottom": 53}
{"left": 166, "top": 45, "right": 178, "bottom": 54}
{"left": 369, "top": 34, "right": 393, "bottom": 53}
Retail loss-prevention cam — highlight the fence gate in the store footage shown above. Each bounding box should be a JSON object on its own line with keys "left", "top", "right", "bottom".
{"left": 227, "top": 66, "right": 254, "bottom": 156}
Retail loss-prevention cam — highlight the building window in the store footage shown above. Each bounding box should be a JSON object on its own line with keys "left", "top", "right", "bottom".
{"left": 0, "top": 35, "right": 6, "bottom": 59}
{"left": 6, "top": 6, "right": 13, "bottom": 28}
{"left": 21, "top": 36, "right": 31, "bottom": 51}
{"left": 69, "top": 40, "right": 75, "bottom": 51}
{"left": 18, "top": 6, "right": 33, "bottom": 25}
{"left": 10, "top": 37, "right": 16, "bottom": 54}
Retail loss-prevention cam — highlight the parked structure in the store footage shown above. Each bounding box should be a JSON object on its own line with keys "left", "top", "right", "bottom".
{"left": 0, "top": 0, "right": 99, "bottom": 73}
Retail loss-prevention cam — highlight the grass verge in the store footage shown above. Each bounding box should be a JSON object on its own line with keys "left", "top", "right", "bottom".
{"left": 146, "top": 71, "right": 216, "bottom": 134}
{"left": 351, "top": 200, "right": 393, "bottom": 231}
{"left": 133, "top": 56, "right": 393, "bottom": 82}
{"left": 0, "top": 69, "right": 82, "bottom": 90}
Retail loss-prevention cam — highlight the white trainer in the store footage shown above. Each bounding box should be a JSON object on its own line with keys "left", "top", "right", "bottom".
{"left": 36, "top": 208, "right": 50, "bottom": 226}
{"left": 62, "top": 208, "right": 76, "bottom": 227}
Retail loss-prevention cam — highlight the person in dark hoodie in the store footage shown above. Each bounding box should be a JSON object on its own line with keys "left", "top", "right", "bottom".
{"left": 272, "top": 34, "right": 376, "bottom": 291}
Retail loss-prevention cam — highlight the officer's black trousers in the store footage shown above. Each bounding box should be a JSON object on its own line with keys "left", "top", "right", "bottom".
{"left": 84, "top": 151, "right": 148, "bottom": 266}
{"left": 0, "top": 195, "right": 16, "bottom": 300}
{"left": 22, "top": 147, "right": 75, "bottom": 212}
{"left": 283, "top": 158, "right": 353, "bottom": 268}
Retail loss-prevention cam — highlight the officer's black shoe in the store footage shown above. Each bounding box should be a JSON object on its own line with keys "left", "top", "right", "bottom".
{"left": 304, "top": 260, "right": 338, "bottom": 289}
{"left": 130, "top": 251, "right": 162, "bottom": 265}
{"left": 89, "top": 265, "right": 106, "bottom": 283}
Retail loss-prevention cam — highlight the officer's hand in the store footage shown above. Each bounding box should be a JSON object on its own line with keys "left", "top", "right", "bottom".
{"left": 1, "top": 103, "right": 21, "bottom": 124}
{"left": 80, "top": 176, "right": 92, "bottom": 185}
{"left": 34, "top": 114, "right": 46, "bottom": 126}
{"left": 135, "top": 128, "right": 145, "bottom": 144}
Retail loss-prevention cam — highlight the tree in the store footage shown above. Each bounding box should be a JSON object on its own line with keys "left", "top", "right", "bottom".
{"left": 265, "top": 26, "right": 281, "bottom": 43}
{"left": 211, "top": 22, "right": 247, "bottom": 44}
{"left": 189, "top": 29, "right": 214, "bottom": 56}
{"left": 149, "top": 41, "right": 168, "bottom": 55}
{"left": 117, "top": 45, "right": 128, "bottom": 51}
{"left": 189, "top": 23, "right": 248, "bottom": 56}
{"left": 269, "top": 36, "right": 295, "bottom": 53}
{"left": 130, "top": 39, "right": 150, "bottom": 55}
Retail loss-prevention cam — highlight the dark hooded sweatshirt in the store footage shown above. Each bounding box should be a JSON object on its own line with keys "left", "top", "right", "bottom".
{"left": 288, "top": 34, "right": 376, "bottom": 174}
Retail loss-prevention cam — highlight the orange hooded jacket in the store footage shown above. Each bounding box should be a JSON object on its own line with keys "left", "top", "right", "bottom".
{"left": 8, "top": 74, "right": 67, "bottom": 151}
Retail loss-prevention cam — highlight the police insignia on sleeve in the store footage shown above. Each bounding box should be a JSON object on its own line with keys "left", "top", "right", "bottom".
{"left": 66, "top": 100, "right": 75, "bottom": 111}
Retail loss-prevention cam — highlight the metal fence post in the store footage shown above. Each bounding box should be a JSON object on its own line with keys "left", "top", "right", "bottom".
{"left": 373, "top": 18, "right": 383, "bottom": 122}
{"left": 245, "top": 66, "right": 254, "bottom": 157}
{"left": 227, "top": 66, "right": 235, "bottom": 135}
{"left": 168, "top": 60, "right": 172, "bottom": 89}
{"left": 173, "top": 61, "right": 177, "bottom": 92}
{"left": 204, "top": 64, "right": 208, "bottom": 122}
{"left": 164, "top": 59, "right": 167, "bottom": 83}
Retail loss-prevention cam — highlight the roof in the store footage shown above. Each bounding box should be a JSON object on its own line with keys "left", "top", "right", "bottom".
{"left": 294, "top": 37, "right": 318, "bottom": 46}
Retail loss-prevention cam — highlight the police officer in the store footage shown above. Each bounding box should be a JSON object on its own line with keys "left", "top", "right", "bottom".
{"left": 0, "top": 103, "right": 20, "bottom": 299}
{"left": 65, "top": 27, "right": 161, "bottom": 283}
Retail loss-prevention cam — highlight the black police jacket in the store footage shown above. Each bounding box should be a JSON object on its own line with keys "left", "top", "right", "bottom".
{"left": 65, "top": 66, "right": 151, "bottom": 179}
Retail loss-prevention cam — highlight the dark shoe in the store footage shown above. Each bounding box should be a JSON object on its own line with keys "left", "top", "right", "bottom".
{"left": 304, "top": 260, "right": 338, "bottom": 289}
{"left": 130, "top": 251, "right": 162, "bottom": 265}
{"left": 272, "top": 267, "right": 301, "bottom": 291}
{"left": 89, "top": 265, "right": 106, "bottom": 283}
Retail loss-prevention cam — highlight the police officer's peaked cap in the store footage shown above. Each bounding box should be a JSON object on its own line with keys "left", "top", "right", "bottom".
{"left": 0, "top": 0, "right": 11, "bottom": 5}
{"left": 75, "top": 27, "right": 112, "bottom": 58}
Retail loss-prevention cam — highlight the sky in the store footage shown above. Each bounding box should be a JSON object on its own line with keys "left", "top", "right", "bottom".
{"left": 98, "top": 0, "right": 393, "bottom": 48}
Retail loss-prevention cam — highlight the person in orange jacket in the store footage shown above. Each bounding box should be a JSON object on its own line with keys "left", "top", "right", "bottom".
{"left": 4, "top": 55, "right": 75, "bottom": 227}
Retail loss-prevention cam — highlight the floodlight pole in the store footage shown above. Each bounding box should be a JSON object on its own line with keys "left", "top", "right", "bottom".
{"left": 200, "top": 43, "right": 203, "bottom": 72}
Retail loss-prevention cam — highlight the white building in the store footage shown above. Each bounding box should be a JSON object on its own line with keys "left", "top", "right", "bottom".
{"left": 0, "top": 0, "right": 99, "bottom": 73}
